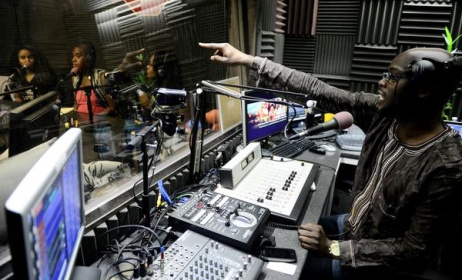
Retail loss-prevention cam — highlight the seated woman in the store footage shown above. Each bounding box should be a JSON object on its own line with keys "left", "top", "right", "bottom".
{"left": 71, "top": 41, "right": 116, "bottom": 115}
{"left": 3, "top": 45, "right": 56, "bottom": 103}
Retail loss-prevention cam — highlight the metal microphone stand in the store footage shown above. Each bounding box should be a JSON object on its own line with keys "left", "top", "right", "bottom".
{"left": 127, "top": 121, "right": 160, "bottom": 227}
{"left": 188, "top": 87, "right": 206, "bottom": 184}
{"left": 0, "top": 84, "right": 35, "bottom": 96}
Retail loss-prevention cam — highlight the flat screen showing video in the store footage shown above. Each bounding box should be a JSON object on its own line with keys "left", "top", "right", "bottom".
{"left": 287, "top": 104, "right": 306, "bottom": 122}
{"left": 446, "top": 120, "right": 462, "bottom": 135}
{"left": 242, "top": 90, "right": 288, "bottom": 146}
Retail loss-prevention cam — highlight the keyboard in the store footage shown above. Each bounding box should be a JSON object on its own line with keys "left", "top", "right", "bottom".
{"left": 335, "top": 133, "right": 365, "bottom": 151}
{"left": 269, "top": 138, "right": 316, "bottom": 158}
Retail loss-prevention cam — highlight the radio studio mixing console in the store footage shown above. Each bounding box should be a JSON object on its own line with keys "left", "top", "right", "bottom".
{"left": 216, "top": 142, "right": 319, "bottom": 224}
{"left": 150, "top": 230, "right": 263, "bottom": 280}
{"left": 168, "top": 189, "right": 271, "bottom": 252}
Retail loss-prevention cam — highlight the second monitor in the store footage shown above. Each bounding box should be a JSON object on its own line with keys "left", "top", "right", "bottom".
{"left": 242, "top": 90, "right": 288, "bottom": 147}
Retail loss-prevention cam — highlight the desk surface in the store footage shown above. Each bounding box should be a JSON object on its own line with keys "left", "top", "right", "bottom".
{"left": 89, "top": 144, "right": 340, "bottom": 280}
{"left": 259, "top": 145, "right": 341, "bottom": 279}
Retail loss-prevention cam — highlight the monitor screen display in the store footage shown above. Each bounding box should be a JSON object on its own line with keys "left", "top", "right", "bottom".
{"left": 446, "top": 120, "right": 462, "bottom": 135}
{"left": 287, "top": 103, "right": 306, "bottom": 122}
{"left": 242, "top": 90, "right": 288, "bottom": 146}
{"left": 5, "top": 128, "right": 85, "bottom": 280}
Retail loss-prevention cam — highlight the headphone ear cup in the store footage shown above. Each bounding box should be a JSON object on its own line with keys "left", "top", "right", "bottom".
{"left": 84, "top": 42, "right": 96, "bottom": 69}
{"left": 406, "top": 59, "right": 436, "bottom": 82}
{"left": 157, "top": 65, "right": 165, "bottom": 77}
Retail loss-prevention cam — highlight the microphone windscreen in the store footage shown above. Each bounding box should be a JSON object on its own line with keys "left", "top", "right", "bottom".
{"left": 70, "top": 67, "right": 79, "bottom": 75}
{"left": 334, "top": 111, "right": 354, "bottom": 129}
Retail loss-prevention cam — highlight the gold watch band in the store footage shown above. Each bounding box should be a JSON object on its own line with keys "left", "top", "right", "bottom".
{"left": 329, "top": 240, "right": 340, "bottom": 259}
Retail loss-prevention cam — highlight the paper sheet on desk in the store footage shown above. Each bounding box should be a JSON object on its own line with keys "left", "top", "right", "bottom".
{"left": 266, "top": 262, "right": 297, "bottom": 275}
{"left": 61, "top": 107, "right": 74, "bottom": 114}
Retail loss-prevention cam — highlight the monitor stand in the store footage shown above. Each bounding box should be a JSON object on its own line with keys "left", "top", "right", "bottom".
{"left": 260, "top": 138, "right": 276, "bottom": 157}
{"left": 71, "top": 266, "right": 101, "bottom": 280}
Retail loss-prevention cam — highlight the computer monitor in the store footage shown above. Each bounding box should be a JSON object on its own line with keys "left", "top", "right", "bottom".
{"left": 8, "top": 91, "right": 60, "bottom": 157}
{"left": 287, "top": 103, "right": 306, "bottom": 122}
{"left": 242, "top": 90, "right": 288, "bottom": 146}
{"left": 216, "top": 76, "right": 242, "bottom": 132}
{"left": 0, "top": 138, "right": 57, "bottom": 244}
{"left": 445, "top": 120, "right": 462, "bottom": 135}
{"left": 4, "top": 128, "right": 85, "bottom": 280}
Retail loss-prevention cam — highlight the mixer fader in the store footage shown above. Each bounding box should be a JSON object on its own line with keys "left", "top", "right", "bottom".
{"left": 216, "top": 157, "right": 319, "bottom": 225}
{"left": 150, "top": 230, "right": 263, "bottom": 280}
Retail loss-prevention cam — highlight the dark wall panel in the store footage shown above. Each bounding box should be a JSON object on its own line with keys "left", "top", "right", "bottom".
{"left": 316, "top": 0, "right": 361, "bottom": 35}
{"left": 356, "top": 0, "right": 402, "bottom": 45}
{"left": 286, "top": 0, "right": 317, "bottom": 35}
{"left": 282, "top": 35, "right": 317, "bottom": 73}
{"left": 314, "top": 35, "right": 356, "bottom": 76}
{"left": 397, "top": 1, "right": 452, "bottom": 49}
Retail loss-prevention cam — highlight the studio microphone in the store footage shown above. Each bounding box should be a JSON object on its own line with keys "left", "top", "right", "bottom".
{"left": 289, "top": 111, "right": 354, "bottom": 140}
{"left": 61, "top": 67, "right": 79, "bottom": 81}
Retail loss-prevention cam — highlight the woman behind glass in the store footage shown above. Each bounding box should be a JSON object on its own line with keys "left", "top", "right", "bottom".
{"left": 71, "top": 41, "right": 116, "bottom": 115}
{"left": 5, "top": 45, "right": 57, "bottom": 103}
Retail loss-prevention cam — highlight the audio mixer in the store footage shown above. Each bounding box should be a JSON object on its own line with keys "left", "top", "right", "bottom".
{"left": 168, "top": 189, "right": 270, "bottom": 252}
{"left": 150, "top": 230, "right": 263, "bottom": 280}
{"left": 216, "top": 142, "right": 319, "bottom": 224}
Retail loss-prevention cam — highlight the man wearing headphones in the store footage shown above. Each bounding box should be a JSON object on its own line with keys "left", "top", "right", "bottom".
{"left": 200, "top": 43, "right": 462, "bottom": 279}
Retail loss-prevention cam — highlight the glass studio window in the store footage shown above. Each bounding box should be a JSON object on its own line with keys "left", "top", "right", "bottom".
{"left": 0, "top": 0, "right": 238, "bottom": 222}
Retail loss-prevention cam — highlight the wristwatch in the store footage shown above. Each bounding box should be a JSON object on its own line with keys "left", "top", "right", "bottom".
{"left": 329, "top": 240, "right": 340, "bottom": 259}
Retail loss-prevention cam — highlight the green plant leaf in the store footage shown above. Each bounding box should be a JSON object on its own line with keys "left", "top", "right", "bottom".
{"left": 443, "top": 34, "right": 451, "bottom": 50}
{"left": 445, "top": 26, "right": 453, "bottom": 43}
{"left": 453, "top": 34, "right": 462, "bottom": 45}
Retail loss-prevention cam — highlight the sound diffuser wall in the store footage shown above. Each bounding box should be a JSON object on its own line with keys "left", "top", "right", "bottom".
{"left": 255, "top": 0, "right": 462, "bottom": 119}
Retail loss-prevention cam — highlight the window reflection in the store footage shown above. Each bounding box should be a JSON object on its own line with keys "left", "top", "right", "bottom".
{"left": 0, "top": 0, "right": 232, "bottom": 210}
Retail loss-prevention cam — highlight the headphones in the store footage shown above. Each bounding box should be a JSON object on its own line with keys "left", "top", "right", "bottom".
{"left": 81, "top": 41, "right": 96, "bottom": 69}
{"left": 405, "top": 56, "right": 461, "bottom": 84}
{"left": 156, "top": 51, "right": 169, "bottom": 77}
